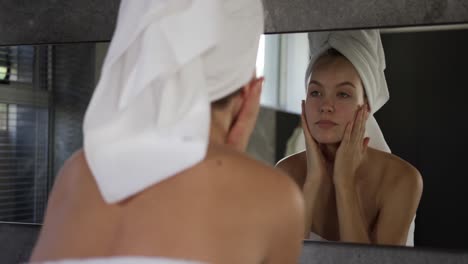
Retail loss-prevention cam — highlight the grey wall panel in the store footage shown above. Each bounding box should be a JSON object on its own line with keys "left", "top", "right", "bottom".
{"left": 2, "top": 0, "right": 468, "bottom": 45}
{"left": 2, "top": 223, "right": 468, "bottom": 264}
{"left": 0, "top": 223, "right": 40, "bottom": 264}
{"left": 300, "top": 241, "right": 468, "bottom": 264}
{"left": 263, "top": 0, "right": 468, "bottom": 34}
{"left": 0, "top": 0, "right": 120, "bottom": 46}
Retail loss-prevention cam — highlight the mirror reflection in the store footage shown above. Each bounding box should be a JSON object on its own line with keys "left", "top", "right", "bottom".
{"left": 264, "top": 26, "right": 468, "bottom": 250}
{"left": 1, "top": 25, "right": 468, "bottom": 252}
{"left": 275, "top": 29, "right": 421, "bottom": 247}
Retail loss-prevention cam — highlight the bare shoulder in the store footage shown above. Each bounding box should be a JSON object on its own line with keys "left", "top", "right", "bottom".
{"left": 369, "top": 148, "right": 423, "bottom": 196}
{"left": 30, "top": 149, "right": 100, "bottom": 261}
{"left": 48, "top": 148, "right": 101, "bottom": 206}
{"left": 55, "top": 148, "right": 91, "bottom": 182}
{"left": 214, "top": 145, "right": 299, "bottom": 194}
{"left": 203, "top": 146, "right": 304, "bottom": 222}
{"left": 209, "top": 147, "right": 305, "bottom": 257}
{"left": 274, "top": 151, "right": 307, "bottom": 187}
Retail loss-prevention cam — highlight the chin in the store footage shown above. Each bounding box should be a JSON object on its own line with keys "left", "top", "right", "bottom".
{"left": 313, "top": 134, "right": 342, "bottom": 145}
{"left": 316, "top": 139, "right": 341, "bottom": 145}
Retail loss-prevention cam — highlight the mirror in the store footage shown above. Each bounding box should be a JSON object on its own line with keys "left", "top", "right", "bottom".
{"left": 1, "top": 23, "right": 467, "bottom": 253}
{"left": 260, "top": 24, "right": 468, "bottom": 251}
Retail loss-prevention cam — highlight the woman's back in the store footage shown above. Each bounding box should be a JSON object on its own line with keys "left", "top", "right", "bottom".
{"left": 31, "top": 145, "right": 304, "bottom": 263}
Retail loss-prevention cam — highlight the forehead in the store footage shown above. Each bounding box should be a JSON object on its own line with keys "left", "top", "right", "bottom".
{"left": 310, "top": 55, "right": 363, "bottom": 89}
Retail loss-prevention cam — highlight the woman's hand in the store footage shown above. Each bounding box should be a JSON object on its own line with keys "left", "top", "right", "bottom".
{"left": 226, "top": 77, "right": 264, "bottom": 152}
{"left": 301, "top": 100, "right": 330, "bottom": 188}
{"left": 333, "top": 105, "right": 370, "bottom": 188}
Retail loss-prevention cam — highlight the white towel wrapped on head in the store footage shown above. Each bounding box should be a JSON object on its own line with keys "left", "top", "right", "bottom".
{"left": 305, "top": 29, "right": 391, "bottom": 153}
{"left": 83, "top": 0, "right": 264, "bottom": 204}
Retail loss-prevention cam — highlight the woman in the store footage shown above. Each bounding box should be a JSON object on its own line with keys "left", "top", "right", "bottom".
{"left": 277, "top": 30, "right": 423, "bottom": 246}
{"left": 30, "top": 0, "right": 304, "bottom": 263}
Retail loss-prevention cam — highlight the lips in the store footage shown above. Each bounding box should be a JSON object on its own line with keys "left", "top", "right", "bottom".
{"left": 315, "top": 120, "right": 338, "bottom": 128}
{"left": 315, "top": 120, "right": 338, "bottom": 125}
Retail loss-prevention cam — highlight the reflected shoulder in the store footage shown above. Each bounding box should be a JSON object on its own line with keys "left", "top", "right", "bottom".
{"left": 275, "top": 151, "right": 307, "bottom": 187}
{"left": 275, "top": 151, "right": 306, "bottom": 168}
{"left": 370, "top": 148, "right": 423, "bottom": 194}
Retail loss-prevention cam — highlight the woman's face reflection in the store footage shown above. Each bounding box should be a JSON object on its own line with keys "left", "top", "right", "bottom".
{"left": 305, "top": 55, "right": 366, "bottom": 144}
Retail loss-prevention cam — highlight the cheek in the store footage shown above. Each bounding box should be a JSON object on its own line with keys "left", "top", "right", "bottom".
{"left": 305, "top": 100, "right": 318, "bottom": 121}
{"left": 335, "top": 102, "right": 359, "bottom": 123}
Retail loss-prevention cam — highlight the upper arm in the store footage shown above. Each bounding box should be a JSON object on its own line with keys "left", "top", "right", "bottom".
{"left": 263, "top": 170, "right": 305, "bottom": 263}
{"left": 372, "top": 165, "right": 423, "bottom": 245}
{"left": 30, "top": 150, "right": 87, "bottom": 261}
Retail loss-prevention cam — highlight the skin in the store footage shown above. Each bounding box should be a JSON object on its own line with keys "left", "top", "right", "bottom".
{"left": 276, "top": 55, "right": 423, "bottom": 246}
{"left": 30, "top": 77, "right": 305, "bottom": 264}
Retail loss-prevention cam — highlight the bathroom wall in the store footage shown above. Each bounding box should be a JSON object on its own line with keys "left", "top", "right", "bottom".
{"left": 51, "top": 44, "right": 95, "bottom": 177}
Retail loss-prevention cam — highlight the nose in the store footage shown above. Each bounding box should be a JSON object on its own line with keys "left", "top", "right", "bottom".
{"left": 319, "top": 100, "right": 335, "bottom": 113}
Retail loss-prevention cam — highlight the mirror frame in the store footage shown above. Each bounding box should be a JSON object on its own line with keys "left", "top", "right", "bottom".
{"left": 2, "top": 0, "right": 468, "bottom": 262}
{"left": 1, "top": 0, "right": 468, "bottom": 45}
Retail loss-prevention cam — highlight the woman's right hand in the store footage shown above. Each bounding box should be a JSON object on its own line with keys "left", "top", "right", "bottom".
{"left": 300, "top": 100, "right": 332, "bottom": 237}
{"left": 301, "top": 100, "right": 329, "bottom": 189}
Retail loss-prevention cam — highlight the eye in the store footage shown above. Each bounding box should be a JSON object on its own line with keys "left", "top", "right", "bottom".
{"left": 338, "top": 92, "right": 350, "bottom": 98}
{"left": 309, "top": 90, "right": 321, "bottom": 97}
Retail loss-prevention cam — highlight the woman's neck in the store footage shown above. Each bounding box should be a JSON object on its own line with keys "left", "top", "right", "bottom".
{"left": 317, "top": 143, "right": 340, "bottom": 179}
{"left": 320, "top": 143, "right": 340, "bottom": 164}
{"left": 319, "top": 142, "right": 370, "bottom": 173}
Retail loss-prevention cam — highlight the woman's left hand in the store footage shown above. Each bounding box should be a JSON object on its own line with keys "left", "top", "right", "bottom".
{"left": 333, "top": 104, "right": 370, "bottom": 187}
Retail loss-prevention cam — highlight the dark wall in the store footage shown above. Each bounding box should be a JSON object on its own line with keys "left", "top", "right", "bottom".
{"left": 0, "top": 223, "right": 40, "bottom": 263}
{"left": 377, "top": 29, "right": 468, "bottom": 249}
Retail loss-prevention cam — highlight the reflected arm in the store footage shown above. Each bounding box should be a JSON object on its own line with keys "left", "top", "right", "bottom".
{"left": 335, "top": 179, "right": 372, "bottom": 243}
{"left": 276, "top": 154, "right": 330, "bottom": 239}
{"left": 372, "top": 166, "right": 423, "bottom": 245}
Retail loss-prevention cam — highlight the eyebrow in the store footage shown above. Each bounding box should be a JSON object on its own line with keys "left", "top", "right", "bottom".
{"left": 337, "top": 81, "right": 356, "bottom": 89}
{"left": 308, "top": 80, "right": 323, "bottom": 87}
{"left": 308, "top": 80, "right": 356, "bottom": 89}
